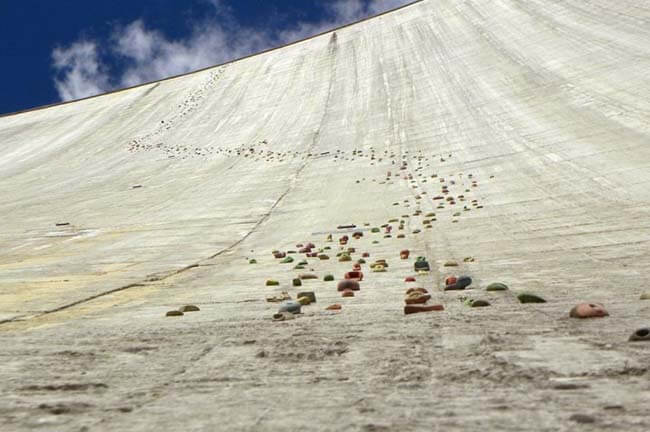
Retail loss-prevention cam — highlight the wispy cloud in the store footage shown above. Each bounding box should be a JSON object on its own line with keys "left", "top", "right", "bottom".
{"left": 51, "top": 0, "right": 411, "bottom": 101}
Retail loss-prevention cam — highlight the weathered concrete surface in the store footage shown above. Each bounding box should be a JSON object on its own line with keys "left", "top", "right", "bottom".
{"left": 1, "top": 0, "right": 650, "bottom": 430}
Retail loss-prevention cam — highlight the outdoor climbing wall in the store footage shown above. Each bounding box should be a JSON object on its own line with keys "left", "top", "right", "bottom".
{"left": 1, "top": 0, "right": 650, "bottom": 430}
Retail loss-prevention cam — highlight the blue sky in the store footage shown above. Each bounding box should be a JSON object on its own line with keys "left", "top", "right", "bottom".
{"left": 0, "top": 0, "right": 410, "bottom": 115}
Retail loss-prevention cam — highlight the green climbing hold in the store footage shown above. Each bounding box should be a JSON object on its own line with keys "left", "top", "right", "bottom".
{"left": 486, "top": 282, "right": 508, "bottom": 291}
{"left": 293, "top": 278, "right": 302, "bottom": 287}
{"left": 298, "top": 260, "right": 308, "bottom": 265}
{"left": 324, "top": 274, "right": 334, "bottom": 282}
{"left": 372, "top": 240, "right": 379, "bottom": 244}
{"left": 371, "top": 227, "right": 380, "bottom": 233}
{"left": 470, "top": 300, "right": 490, "bottom": 307}
{"left": 293, "top": 265, "right": 305, "bottom": 270}
{"left": 249, "top": 259, "right": 257, "bottom": 264}
{"left": 266, "top": 280, "right": 280, "bottom": 286}
{"left": 517, "top": 293, "right": 546, "bottom": 304}
{"left": 357, "top": 258, "right": 366, "bottom": 264}
{"left": 166, "top": 310, "right": 184, "bottom": 317}
{"left": 281, "top": 256, "right": 294, "bottom": 264}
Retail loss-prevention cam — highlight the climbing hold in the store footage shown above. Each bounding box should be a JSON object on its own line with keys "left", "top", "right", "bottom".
{"left": 292, "top": 278, "right": 302, "bottom": 287}
{"left": 326, "top": 304, "right": 342, "bottom": 311}
{"left": 443, "top": 261, "right": 458, "bottom": 267}
{"left": 297, "top": 296, "right": 312, "bottom": 305}
{"left": 400, "top": 250, "right": 410, "bottom": 259}
{"left": 266, "top": 280, "right": 280, "bottom": 286}
{"left": 166, "top": 310, "right": 184, "bottom": 317}
{"left": 569, "top": 303, "right": 609, "bottom": 318}
{"left": 299, "top": 273, "right": 318, "bottom": 280}
{"left": 404, "top": 304, "right": 444, "bottom": 315}
{"left": 341, "top": 289, "right": 355, "bottom": 298}
{"left": 372, "top": 265, "right": 387, "bottom": 273}
{"left": 338, "top": 254, "right": 352, "bottom": 262}
{"left": 414, "top": 257, "right": 430, "bottom": 272}
{"left": 266, "top": 292, "right": 291, "bottom": 302}
{"left": 273, "top": 251, "right": 286, "bottom": 259}
{"left": 405, "top": 276, "right": 416, "bottom": 282}
{"left": 324, "top": 274, "right": 334, "bottom": 281}
{"left": 445, "top": 276, "right": 472, "bottom": 291}
{"left": 337, "top": 280, "right": 360, "bottom": 291}
{"left": 445, "top": 276, "right": 458, "bottom": 286}
{"left": 397, "top": 234, "right": 405, "bottom": 239}
{"left": 318, "top": 254, "right": 330, "bottom": 260}
{"left": 517, "top": 293, "right": 546, "bottom": 304}
{"left": 293, "top": 265, "right": 305, "bottom": 270}
{"left": 344, "top": 271, "right": 364, "bottom": 281}
{"left": 371, "top": 227, "right": 380, "bottom": 233}
{"left": 297, "top": 291, "right": 316, "bottom": 303}
{"left": 486, "top": 282, "right": 508, "bottom": 291}
{"left": 357, "top": 258, "right": 366, "bottom": 264}
{"left": 362, "top": 252, "right": 370, "bottom": 258}
{"left": 352, "top": 263, "right": 361, "bottom": 271}
{"left": 629, "top": 328, "right": 650, "bottom": 342}
{"left": 640, "top": 293, "right": 650, "bottom": 300}
{"left": 405, "top": 293, "right": 431, "bottom": 304}
{"left": 337, "top": 224, "right": 356, "bottom": 229}
{"left": 470, "top": 299, "right": 490, "bottom": 307}
{"left": 278, "top": 301, "right": 301, "bottom": 314}
{"left": 179, "top": 305, "right": 200, "bottom": 312}
{"left": 272, "top": 312, "right": 295, "bottom": 321}
{"left": 281, "top": 256, "right": 294, "bottom": 264}
{"left": 463, "top": 257, "right": 475, "bottom": 262}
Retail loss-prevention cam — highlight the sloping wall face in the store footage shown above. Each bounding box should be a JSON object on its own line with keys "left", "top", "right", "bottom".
{"left": 0, "top": 2, "right": 649, "bottom": 428}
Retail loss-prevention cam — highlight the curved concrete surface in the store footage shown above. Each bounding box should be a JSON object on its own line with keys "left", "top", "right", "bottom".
{"left": 1, "top": 0, "right": 650, "bottom": 430}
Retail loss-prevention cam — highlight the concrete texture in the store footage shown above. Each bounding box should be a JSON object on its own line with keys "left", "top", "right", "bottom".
{"left": 1, "top": 0, "right": 650, "bottom": 430}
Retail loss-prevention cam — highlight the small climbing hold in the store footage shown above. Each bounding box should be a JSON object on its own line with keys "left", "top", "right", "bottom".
{"left": 337, "top": 280, "right": 360, "bottom": 292}
{"left": 166, "top": 310, "right": 184, "bottom": 317}
{"left": 405, "top": 293, "right": 431, "bottom": 304}
{"left": 517, "top": 293, "right": 546, "bottom": 304}
{"left": 326, "top": 304, "right": 342, "bottom": 311}
{"left": 341, "top": 289, "right": 355, "bottom": 298}
{"left": 443, "top": 261, "right": 458, "bottom": 267}
{"left": 470, "top": 299, "right": 490, "bottom": 307}
{"left": 292, "top": 278, "right": 302, "bottom": 287}
{"left": 569, "top": 303, "right": 609, "bottom": 319}
{"left": 629, "top": 328, "right": 650, "bottom": 342}
{"left": 414, "top": 257, "right": 430, "bottom": 272}
{"left": 352, "top": 263, "right": 361, "bottom": 271}
{"left": 640, "top": 293, "right": 650, "bottom": 300}
{"left": 278, "top": 301, "right": 302, "bottom": 314}
{"left": 297, "top": 291, "right": 316, "bottom": 303}
{"left": 400, "top": 250, "right": 410, "bottom": 259}
{"left": 445, "top": 276, "right": 472, "bottom": 291}
{"left": 297, "top": 296, "right": 312, "bottom": 305}
{"left": 445, "top": 276, "right": 457, "bottom": 286}
{"left": 266, "top": 280, "right": 280, "bottom": 286}
{"left": 293, "top": 265, "right": 305, "bottom": 270}
{"left": 299, "top": 273, "right": 318, "bottom": 280}
{"left": 397, "top": 234, "right": 405, "bottom": 239}
{"left": 249, "top": 259, "right": 257, "bottom": 264}
{"left": 318, "top": 254, "right": 330, "bottom": 260}
{"left": 362, "top": 252, "right": 370, "bottom": 258}
{"left": 273, "top": 251, "right": 286, "bottom": 259}
{"left": 463, "top": 257, "right": 475, "bottom": 262}
{"left": 266, "top": 292, "right": 291, "bottom": 302}
{"left": 337, "top": 224, "right": 356, "bottom": 229}
{"left": 486, "top": 282, "right": 508, "bottom": 291}
{"left": 272, "top": 312, "right": 295, "bottom": 321}
{"left": 357, "top": 258, "right": 366, "bottom": 264}
{"left": 404, "top": 304, "right": 444, "bottom": 315}
{"left": 344, "top": 271, "right": 364, "bottom": 281}
{"left": 405, "top": 276, "right": 416, "bottom": 282}
{"left": 338, "top": 254, "right": 352, "bottom": 262}
{"left": 324, "top": 274, "right": 334, "bottom": 281}
{"left": 372, "top": 265, "right": 387, "bottom": 273}
{"left": 179, "top": 305, "right": 200, "bottom": 312}
{"left": 371, "top": 227, "right": 380, "bottom": 233}
{"left": 281, "top": 256, "right": 294, "bottom": 264}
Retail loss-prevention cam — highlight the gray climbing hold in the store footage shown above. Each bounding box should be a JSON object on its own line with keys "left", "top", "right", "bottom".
{"left": 278, "top": 301, "right": 302, "bottom": 314}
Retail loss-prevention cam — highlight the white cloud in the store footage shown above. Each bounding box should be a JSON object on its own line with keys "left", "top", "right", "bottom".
{"left": 51, "top": 0, "right": 411, "bottom": 101}
{"left": 51, "top": 41, "right": 110, "bottom": 101}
